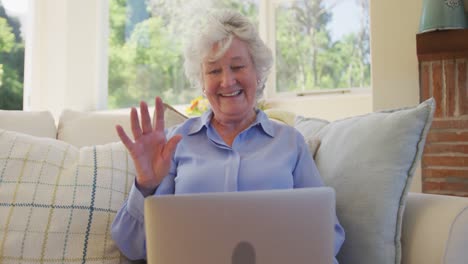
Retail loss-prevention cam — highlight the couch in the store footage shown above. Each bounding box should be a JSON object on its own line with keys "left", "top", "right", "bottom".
{"left": 0, "top": 100, "right": 467, "bottom": 264}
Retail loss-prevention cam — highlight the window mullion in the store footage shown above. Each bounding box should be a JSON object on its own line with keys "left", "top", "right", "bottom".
{"left": 260, "top": 0, "right": 277, "bottom": 99}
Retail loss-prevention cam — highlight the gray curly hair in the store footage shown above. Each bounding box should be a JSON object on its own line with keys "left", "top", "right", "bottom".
{"left": 183, "top": 9, "right": 273, "bottom": 100}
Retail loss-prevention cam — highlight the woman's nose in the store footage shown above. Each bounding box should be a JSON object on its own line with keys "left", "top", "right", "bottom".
{"left": 221, "top": 69, "right": 236, "bottom": 88}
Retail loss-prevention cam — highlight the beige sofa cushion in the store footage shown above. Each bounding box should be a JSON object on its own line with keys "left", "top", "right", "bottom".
{"left": 402, "top": 192, "right": 468, "bottom": 264}
{"left": 57, "top": 104, "right": 187, "bottom": 147}
{"left": 0, "top": 110, "right": 56, "bottom": 138}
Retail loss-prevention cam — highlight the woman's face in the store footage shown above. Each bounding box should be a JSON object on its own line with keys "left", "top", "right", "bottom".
{"left": 202, "top": 38, "right": 258, "bottom": 123}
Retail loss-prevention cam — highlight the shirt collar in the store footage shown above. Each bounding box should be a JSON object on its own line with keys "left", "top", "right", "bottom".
{"left": 188, "top": 108, "right": 275, "bottom": 137}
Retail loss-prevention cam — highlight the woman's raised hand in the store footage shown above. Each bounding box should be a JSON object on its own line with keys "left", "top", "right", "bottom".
{"left": 116, "top": 97, "right": 182, "bottom": 197}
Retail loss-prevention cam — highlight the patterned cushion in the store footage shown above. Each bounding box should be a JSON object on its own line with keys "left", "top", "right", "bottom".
{"left": 0, "top": 129, "right": 136, "bottom": 263}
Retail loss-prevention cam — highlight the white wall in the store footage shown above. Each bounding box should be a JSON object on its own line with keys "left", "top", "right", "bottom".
{"left": 371, "top": 0, "right": 424, "bottom": 192}
{"left": 371, "top": 0, "right": 422, "bottom": 111}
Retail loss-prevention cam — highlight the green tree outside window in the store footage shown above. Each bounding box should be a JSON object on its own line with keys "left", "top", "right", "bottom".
{"left": 0, "top": 3, "right": 24, "bottom": 110}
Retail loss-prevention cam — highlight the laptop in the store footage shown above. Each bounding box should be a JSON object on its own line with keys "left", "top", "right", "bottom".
{"left": 144, "top": 187, "right": 336, "bottom": 264}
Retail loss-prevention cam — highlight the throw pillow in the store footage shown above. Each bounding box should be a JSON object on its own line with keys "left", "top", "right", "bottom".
{"left": 0, "top": 129, "right": 136, "bottom": 263}
{"left": 265, "top": 109, "right": 322, "bottom": 158}
{"left": 263, "top": 108, "right": 297, "bottom": 126}
{"left": 295, "top": 98, "right": 435, "bottom": 264}
{"left": 305, "top": 138, "right": 321, "bottom": 159}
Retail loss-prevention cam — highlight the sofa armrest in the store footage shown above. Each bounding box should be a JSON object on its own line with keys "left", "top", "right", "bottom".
{"left": 402, "top": 192, "right": 468, "bottom": 264}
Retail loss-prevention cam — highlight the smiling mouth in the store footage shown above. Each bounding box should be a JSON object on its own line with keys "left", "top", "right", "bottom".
{"left": 219, "top": 90, "right": 243, "bottom": 97}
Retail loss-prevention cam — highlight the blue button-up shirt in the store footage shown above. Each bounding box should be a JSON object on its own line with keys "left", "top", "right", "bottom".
{"left": 111, "top": 109, "right": 345, "bottom": 262}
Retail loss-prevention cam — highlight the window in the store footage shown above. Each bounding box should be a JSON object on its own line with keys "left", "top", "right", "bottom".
{"left": 108, "top": 0, "right": 259, "bottom": 109}
{"left": 107, "top": 0, "right": 369, "bottom": 109}
{"left": 0, "top": 0, "right": 28, "bottom": 110}
{"left": 272, "top": 0, "right": 370, "bottom": 95}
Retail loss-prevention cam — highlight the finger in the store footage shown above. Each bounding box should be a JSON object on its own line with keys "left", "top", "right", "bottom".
{"left": 116, "top": 125, "right": 134, "bottom": 150}
{"left": 154, "top": 96, "right": 165, "bottom": 132}
{"left": 140, "top": 101, "right": 152, "bottom": 134}
{"left": 130, "top": 107, "right": 143, "bottom": 139}
{"left": 162, "top": 134, "right": 182, "bottom": 160}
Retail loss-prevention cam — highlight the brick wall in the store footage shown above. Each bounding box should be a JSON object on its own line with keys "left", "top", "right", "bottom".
{"left": 420, "top": 59, "right": 468, "bottom": 197}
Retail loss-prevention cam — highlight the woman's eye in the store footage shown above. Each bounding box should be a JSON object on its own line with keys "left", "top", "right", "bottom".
{"left": 232, "top": 65, "right": 245, "bottom": 71}
{"left": 208, "top": 69, "right": 221, "bottom": 75}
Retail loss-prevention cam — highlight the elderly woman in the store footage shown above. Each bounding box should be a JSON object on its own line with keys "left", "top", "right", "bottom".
{"left": 111, "top": 9, "right": 345, "bottom": 262}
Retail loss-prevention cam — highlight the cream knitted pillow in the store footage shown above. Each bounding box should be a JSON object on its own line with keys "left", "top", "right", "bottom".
{"left": 0, "top": 129, "right": 136, "bottom": 263}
